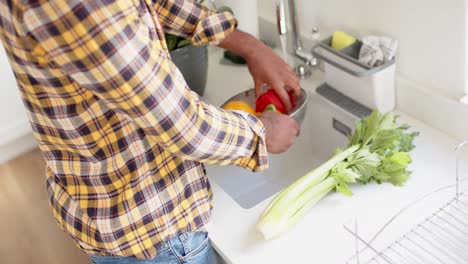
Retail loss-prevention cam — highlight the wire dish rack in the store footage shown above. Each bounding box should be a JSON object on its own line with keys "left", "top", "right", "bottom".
{"left": 344, "top": 140, "right": 468, "bottom": 264}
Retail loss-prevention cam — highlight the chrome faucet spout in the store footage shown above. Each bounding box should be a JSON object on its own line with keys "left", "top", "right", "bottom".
{"left": 276, "top": 0, "right": 288, "bottom": 36}
{"left": 275, "top": 0, "right": 318, "bottom": 78}
{"left": 287, "top": 0, "right": 302, "bottom": 51}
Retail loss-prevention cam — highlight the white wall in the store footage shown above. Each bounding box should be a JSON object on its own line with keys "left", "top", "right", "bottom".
{"left": 258, "top": 0, "right": 467, "bottom": 100}
{"left": 466, "top": 2, "right": 468, "bottom": 96}
{"left": 0, "top": 43, "right": 35, "bottom": 162}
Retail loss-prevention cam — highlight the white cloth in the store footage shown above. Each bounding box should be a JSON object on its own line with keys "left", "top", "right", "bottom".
{"left": 358, "top": 36, "right": 398, "bottom": 67}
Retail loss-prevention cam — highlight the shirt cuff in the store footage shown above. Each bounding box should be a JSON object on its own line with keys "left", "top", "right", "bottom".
{"left": 231, "top": 112, "right": 269, "bottom": 172}
{"left": 191, "top": 11, "right": 237, "bottom": 46}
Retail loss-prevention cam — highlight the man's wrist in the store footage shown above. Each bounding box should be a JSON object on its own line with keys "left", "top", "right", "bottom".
{"left": 257, "top": 114, "right": 272, "bottom": 149}
{"left": 242, "top": 40, "right": 266, "bottom": 62}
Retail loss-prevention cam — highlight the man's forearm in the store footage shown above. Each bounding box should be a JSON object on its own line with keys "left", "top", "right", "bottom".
{"left": 218, "top": 29, "right": 266, "bottom": 61}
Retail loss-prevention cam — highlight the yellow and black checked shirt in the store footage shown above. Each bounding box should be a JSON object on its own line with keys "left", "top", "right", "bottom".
{"left": 0, "top": 0, "right": 268, "bottom": 259}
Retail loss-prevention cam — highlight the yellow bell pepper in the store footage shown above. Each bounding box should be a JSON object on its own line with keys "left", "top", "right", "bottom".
{"left": 223, "top": 100, "right": 257, "bottom": 115}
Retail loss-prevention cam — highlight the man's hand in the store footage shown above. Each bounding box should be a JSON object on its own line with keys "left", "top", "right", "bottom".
{"left": 245, "top": 44, "right": 300, "bottom": 112}
{"left": 258, "top": 111, "right": 299, "bottom": 154}
{"left": 219, "top": 29, "right": 300, "bottom": 112}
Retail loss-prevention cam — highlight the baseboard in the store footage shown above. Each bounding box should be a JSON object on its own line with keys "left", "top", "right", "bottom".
{"left": 0, "top": 132, "right": 37, "bottom": 164}
{"left": 0, "top": 119, "right": 32, "bottom": 146}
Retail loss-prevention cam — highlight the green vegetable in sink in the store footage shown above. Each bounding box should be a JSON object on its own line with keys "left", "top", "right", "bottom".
{"left": 164, "top": 33, "right": 193, "bottom": 51}
{"left": 165, "top": 33, "right": 181, "bottom": 51}
{"left": 177, "top": 39, "right": 192, "bottom": 49}
{"left": 257, "top": 110, "right": 419, "bottom": 240}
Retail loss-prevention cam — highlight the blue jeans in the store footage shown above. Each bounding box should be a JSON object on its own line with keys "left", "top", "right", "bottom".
{"left": 89, "top": 232, "right": 215, "bottom": 264}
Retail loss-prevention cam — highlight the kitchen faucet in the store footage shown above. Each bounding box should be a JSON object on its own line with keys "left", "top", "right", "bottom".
{"left": 276, "top": 0, "right": 317, "bottom": 79}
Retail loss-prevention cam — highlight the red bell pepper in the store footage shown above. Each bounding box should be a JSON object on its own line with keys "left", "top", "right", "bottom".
{"left": 255, "top": 89, "right": 296, "bottom": 114}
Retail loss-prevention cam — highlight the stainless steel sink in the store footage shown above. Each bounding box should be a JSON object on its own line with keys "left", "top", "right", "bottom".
{"left": 206, "top": 92, "right": 359, "bottom": 209}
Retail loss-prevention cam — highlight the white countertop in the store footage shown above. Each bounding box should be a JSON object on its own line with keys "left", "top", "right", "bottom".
{"left": 202, "top": 47, "right": 467, "bottom": 264}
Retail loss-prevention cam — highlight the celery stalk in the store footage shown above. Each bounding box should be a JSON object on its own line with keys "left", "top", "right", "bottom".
{"left": 256, "top": 110, "right": 419, "bottom": 240}
{"left": 257, "top": 146, "right": 359, "bottom": 240}
{"left": 257, "top": 177, "right": 336, "bottom": 240}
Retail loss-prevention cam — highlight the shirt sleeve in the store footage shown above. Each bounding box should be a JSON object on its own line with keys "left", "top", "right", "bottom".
{"left": 153, "top": 0, "right": 237, "bottom": 45}
{"left": 23, "top": 0, "right": 267, "bottom": 171}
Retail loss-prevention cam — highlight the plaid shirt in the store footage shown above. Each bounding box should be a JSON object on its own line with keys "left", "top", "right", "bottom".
{"left": 0, "top": 0, "right": 268, "bottom": 259}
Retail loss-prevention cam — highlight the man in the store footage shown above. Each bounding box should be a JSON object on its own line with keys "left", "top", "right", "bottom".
{"left": 0, "top": 0, "right": 299, "bottom": 263}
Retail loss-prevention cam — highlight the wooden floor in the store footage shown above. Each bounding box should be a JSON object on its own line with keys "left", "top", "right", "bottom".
{"left": 0, "top": 148, "right": 227, "bottom": 264}
{"left": 0, "top": 148, "right": 90, "bottom": 264}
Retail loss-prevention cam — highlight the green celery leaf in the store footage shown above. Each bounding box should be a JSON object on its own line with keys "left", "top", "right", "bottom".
{"left": 382, "top": 152, "right": 412, "bottom": 173}
{"left": 379, "top": 112, "right": 397, "bottom": 131}
{"left": 335, "top": 179, "right": 353, "bottom": 196}
{"left": 373, "top": 170, "right": 391, "bottom": 182}
{"left": 387, "top": 170, "right": 412, "bottom": 186}
{"left": 334, "top": 168, "right": 360, "bottom": 183}
{"left": 370, "top": 129, "right": 402, "bottom": 152}
{"left": 398, "top": 124, "right": 411, "bottom": 130}
{"left": 333, "top": 161, "right": 347, "bottom": 172}
{"left": 353, "top": 148, "right": 381, "bottom": 167}
{"left": 349, "top": 121, "right": 363, "bottom": 146}
{"left": 352, "top": 162, "right": 378, "bottom": 183}
{"left": 399, "top": 131, "right": 420, "bottom": 152}
{"left": 362, "top": 111, "right": 382, "bottom": 146}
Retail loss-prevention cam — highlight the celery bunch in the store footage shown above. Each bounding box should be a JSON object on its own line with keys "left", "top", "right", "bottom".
{"left": 257, "top": 111, "right": 419, "bottom": 240}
